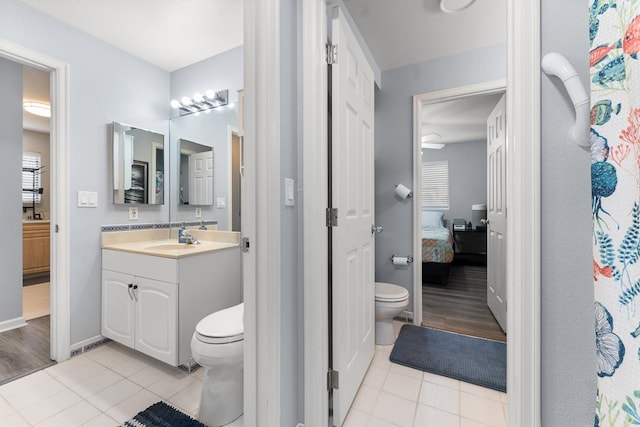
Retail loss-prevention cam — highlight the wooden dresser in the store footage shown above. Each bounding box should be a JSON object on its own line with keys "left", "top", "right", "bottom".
{"left": 23, "top": 221, "right": 50, "bottom": 275}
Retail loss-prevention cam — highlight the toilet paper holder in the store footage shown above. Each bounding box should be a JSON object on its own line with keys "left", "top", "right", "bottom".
{"left": 390, "top": 254, "right": 414, "bottom": 264}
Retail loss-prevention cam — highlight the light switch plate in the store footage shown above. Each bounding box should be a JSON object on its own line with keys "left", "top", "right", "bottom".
{"left": 77, "top": 191, "right": 98, "bottom": 208}
{"left": 195, "top": 207, "right": 202, "bottom": 218}
{"left": 129, "top": 207, "right": 138, "bottom": 220}
{"left": 216, "top": 197, "right": 226, "bottom": 208}
{"left": 285, "top": 178, "right": 295, "bottom": 206}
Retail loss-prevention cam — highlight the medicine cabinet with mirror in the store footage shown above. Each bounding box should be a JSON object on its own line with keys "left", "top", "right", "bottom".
{"left": 111, "top": 122, "right": 165, "bottom": 205}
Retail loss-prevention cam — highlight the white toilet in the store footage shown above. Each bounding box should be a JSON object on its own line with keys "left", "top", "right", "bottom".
{"left": 375, "top": 282, "right": 409, "bottom": 345}
{"left": 191, "top": 302, "right": 244, "bottom": 427}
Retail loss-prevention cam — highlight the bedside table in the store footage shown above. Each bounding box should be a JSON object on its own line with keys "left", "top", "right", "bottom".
{"left": 453, "top": 229, "right": 487, "bottom": 264}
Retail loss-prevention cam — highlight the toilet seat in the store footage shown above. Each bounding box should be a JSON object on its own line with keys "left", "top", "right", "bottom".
{"left": 375, "top": 282, "right": 409, "bottom": 303}
{"left": 195, "top": 303, "right": 244, "bottom": 344}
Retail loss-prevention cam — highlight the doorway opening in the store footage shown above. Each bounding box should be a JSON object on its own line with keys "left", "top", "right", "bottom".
{"left": 416, "top": 87, "right": 506, "bottom": 343}
{"left": 0, "top": 59, "right": 60, "bottom": 384}
{"left": 0, "top": 39, "right": 72, "bottom": 375}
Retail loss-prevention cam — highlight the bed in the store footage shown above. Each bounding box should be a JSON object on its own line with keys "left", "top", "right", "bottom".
{"left": 421, "top": 211, "right": 455, "bottom": 285}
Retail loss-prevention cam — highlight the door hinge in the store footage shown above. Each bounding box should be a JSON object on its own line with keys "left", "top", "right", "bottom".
{"left": 326, "top": 208, "right": 338, "bottom": 227}
{"left": 327, "top": 369, "right": 339, "bottom": 390}
{"left": 326, "top": 44, "right": 338, "bottom": 65}
{"left": 55, "top": 224, "right": 59, "bottom": 233}
{"left": 242, "top": 237, "right": 250, "bottom": 253}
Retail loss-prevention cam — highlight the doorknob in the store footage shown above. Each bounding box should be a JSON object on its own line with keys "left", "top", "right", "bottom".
{"left": 481, "top": 219, "right": 489, "bottom": 225}
{"left": 371, "top": 225, "right": 383, "bottom": 234}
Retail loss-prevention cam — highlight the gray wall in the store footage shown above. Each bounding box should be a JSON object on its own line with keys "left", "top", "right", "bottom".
{"left": 541, "top": 0, "right": 595, "bottom": 424}
{"left": 0, "top": 57, "right": 24, "bottom": 323}
{"left": 421, "top": 140, "right": 487, "bottom": 227}
{"left": 169, "top": 46, "right": 243, "bottom": 229}
{"left": 23, "top": 130, "right": 50, "bottom": 220}
{"left": 374, "top": 44, "right": 506, "bottom": 309}
{"left": 1, "top": 0, "right": 170, "bottom": 345}
{"left": 280, "top": 0, "right": 301, "bottom": 423}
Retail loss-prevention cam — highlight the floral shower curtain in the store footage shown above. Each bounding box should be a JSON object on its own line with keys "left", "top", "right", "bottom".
{"left": 592, "top": 1, "right": 640, "bottom": 425}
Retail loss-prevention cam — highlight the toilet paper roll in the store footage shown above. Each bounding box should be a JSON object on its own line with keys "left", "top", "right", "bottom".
{"left": 395, "top": 184, "right": 412, "bottom": 200}
{"left": 392, "top": 256, "right": 409, "bottom": 266}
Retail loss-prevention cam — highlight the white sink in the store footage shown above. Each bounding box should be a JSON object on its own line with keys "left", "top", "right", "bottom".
{"left": 145, "top": 243, "right": 198, "bottom": 251}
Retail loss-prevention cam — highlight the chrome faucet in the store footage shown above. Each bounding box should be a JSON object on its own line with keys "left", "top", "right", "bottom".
{"left": 182, "top": 231, "right": 199, "bottom": 245}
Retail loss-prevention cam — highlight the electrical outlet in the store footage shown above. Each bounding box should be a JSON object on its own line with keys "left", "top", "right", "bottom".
{"left": 129, "top": 207, "right": 138, "bottom": 220}
{"left": 195, "top": 207, "right": 202, "bottom": 218}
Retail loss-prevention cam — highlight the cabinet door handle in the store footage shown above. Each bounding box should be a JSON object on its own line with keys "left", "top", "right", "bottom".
{"left": 132, "top": 285, "right": 138, "bottom": 301}
{"left": 127, "top": 283, "right": 134, "bottom": 300}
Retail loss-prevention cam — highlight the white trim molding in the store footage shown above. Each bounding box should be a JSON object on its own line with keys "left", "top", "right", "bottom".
{"left": 243, "top": 0, "right": 281, "bottom": 425}
{"left": 0, "top": 39, "right": 71, "bottom": 363}
{"left": 0, "top": 317, "right": 28, "bottom": 333}
{"left": 302, "top": 0, "right": 330, "bottom": 425}
{"left": 412, "top": 79, "right": 506, "bottom": 327}
{"left": 507, "top": 0, "right": 541, "bottom": 425}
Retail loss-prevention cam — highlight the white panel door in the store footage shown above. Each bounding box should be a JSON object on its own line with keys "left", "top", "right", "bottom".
{"left": 331, "top": 7, "right": 375, "bottom": 426}
{"left": 189, "top": 151, "right": 214, "bottom": 205}
{"left": 487, "top": 94, "right": 507, "bottom": 332}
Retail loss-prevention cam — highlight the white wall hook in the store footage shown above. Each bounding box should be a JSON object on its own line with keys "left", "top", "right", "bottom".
{"left": 541, "top": 52, "right": 590, "bottom": 147}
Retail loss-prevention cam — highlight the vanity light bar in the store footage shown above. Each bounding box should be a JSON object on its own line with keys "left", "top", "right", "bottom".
{"left": 171, "top": 89, "right": 229, "bottom": 116}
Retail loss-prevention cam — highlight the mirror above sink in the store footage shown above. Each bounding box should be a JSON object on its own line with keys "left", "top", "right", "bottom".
{"left": 169, "top": 105, "right": 239, "bottom": 231}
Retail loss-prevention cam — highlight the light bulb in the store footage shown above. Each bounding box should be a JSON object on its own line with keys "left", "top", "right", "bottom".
{"left": 205, "top": 90, "right": 215, "bottom": 100}
{"left": 170, "top": 100, "right": 181, "bottom": 109}
{"left": 193, "top": 93, "right": 204, "bottom": 103}
{"left": 181, "top": 96, "right": 192, "bottom": 106}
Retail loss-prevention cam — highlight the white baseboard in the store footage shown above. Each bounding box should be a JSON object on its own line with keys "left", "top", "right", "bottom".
{"left": 0, "top": 316, "right": 28, "bottom": 333}
{"left": 70, "top": 335, "right": 108, "bottom": 356}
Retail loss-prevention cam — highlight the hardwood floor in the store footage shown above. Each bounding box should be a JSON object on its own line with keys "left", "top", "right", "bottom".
{"left": 422, "top": 263, "right": 506, "bottom": 342}
{"left": 0, "top": 316, "right": 55, "bottom": 385}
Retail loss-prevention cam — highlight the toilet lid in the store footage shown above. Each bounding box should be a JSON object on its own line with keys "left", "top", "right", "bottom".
{"left": 375, "top": 282, "right": 409, "bottom": 302}
{"left": 196, "top": 303, "right": 244, "bottom": 343}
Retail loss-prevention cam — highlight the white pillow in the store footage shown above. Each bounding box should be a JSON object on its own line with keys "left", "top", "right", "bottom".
{"left": 422, "top": 210, "right": 443, "bottom": 228}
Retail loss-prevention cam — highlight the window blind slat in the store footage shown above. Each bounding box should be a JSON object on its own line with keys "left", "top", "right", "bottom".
{"left": 23, "top": 152, "right": 42, "bottom": 204}
{"left": 421, "top": 160, "right": 449, "bottom": 209}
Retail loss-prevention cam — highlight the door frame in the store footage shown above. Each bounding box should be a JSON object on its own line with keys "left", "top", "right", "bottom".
{"left": 226, "top": 125, "right": 240, "bottom": 231}
{"left": 243, "top": 0, "right": 281, "bottom": 425}
{"left": 411, "top": 79, "right": 506, "bottom": 327}
{"left": 302, "top": 0, "right": 541, "bottom": 426}
{"left": 0, "top": 39, "right": 71, "bottom": 363}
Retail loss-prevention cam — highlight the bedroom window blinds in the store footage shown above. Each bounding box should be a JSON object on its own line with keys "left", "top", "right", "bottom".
{"left": 22, "top": 152, "right": 42, "bottom": 203}
{"left": 421, "top": 160, "right": 449, "bottom": 209}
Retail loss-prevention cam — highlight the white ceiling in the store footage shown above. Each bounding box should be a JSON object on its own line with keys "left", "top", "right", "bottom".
{"left": 420, "top": 92, "right": 504, "bottom": 144}
{"left": 20, "top": 0, "right": 243, "bottom": 72}
{"left": 342, "top": 0, "right": 506, "bottom": 71}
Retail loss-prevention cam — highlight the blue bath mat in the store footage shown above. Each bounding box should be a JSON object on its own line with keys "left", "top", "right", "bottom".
{"left": 120, "top": 401, "right": 206, "bottom": 427}
{"left": 390, "top": 324, "right": 506, "bottom": 392}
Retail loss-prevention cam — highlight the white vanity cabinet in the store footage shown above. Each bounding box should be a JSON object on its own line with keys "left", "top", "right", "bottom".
{"left": 102, "top": 270, "right": 177, "bottom": 364}
{"left": 101, "top": 244, "right": 241, "bottom": 367}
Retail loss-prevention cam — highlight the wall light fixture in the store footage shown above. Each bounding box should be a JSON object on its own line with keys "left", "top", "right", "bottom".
{"left": 171, "top": 89, "right": 229, "bottom": 116}
{"left": 23, "top": 101, "right": 51, "bottom": 118}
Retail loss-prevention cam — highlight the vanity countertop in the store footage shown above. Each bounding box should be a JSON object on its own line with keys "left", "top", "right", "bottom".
{"left": 102, "top": 239, "right": 238, "bottom": 259}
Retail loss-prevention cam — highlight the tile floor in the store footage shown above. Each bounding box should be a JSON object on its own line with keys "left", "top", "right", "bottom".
{"left": 0, "top": 341, "right": 243, "bottom": 426}
{"left": 0, "top": 321, "right": 506, "bottom": 427}
{"left": 343, "top": 342, "right": 508, "bottom": 427}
